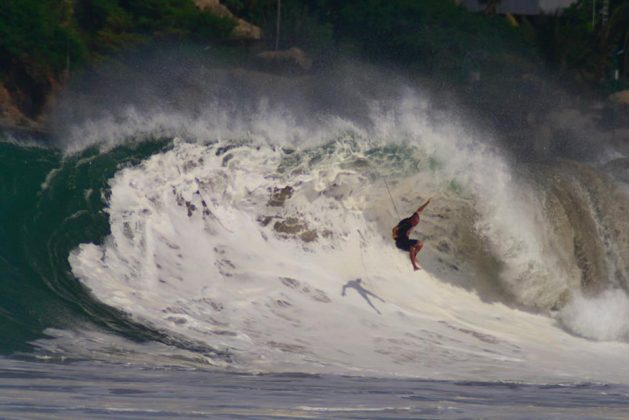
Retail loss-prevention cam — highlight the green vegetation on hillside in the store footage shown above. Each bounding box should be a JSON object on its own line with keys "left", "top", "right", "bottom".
{"left": 0, "top": 0, "right": 86, "bottom": 73}
{"left": 533, "top": 0, "right": 629, "bottom": 88}
{"left": 74, "top": 0, "right": 235, "bottom": 57}
{"left": 238, "top": 0, "right": 535, "bottom": 82}
{"left": 238, "top": 0, "right": 628, "bottom": 88}
{"left": 0, "top": 0, "right": 235, "bottom": 77}
{"left": 321, "top": 0, "right": 534, "bottom": 78}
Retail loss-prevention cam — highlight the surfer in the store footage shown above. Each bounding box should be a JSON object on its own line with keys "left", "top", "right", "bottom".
{"left": 392, "top": 198, "right": 431, "bottom": 271}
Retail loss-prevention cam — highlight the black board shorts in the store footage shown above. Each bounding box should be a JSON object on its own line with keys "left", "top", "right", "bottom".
{"left": 395, "top": 238, "right": 418, "bottom": 252}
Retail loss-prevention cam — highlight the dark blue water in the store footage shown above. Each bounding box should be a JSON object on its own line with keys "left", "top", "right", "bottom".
{"left": 1, "top": 358, "right": 627, "bottom": 419}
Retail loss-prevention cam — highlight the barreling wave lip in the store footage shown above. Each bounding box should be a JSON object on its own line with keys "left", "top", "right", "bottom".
{"left": 0, "top": 138, "right": 205, "bottom": 355}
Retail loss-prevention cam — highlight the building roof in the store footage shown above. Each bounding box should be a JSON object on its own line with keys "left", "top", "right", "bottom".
{"left": 462, "top": 0, "right": 576, "bottom": 15}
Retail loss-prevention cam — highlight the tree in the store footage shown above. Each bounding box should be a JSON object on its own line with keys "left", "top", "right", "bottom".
{"left": 600, "top": 2, "right": 629, "bottom": 78}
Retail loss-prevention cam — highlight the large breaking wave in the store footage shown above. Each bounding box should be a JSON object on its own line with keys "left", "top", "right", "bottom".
{"left": 3, "top": 58, "right": 629, "bottom": 381}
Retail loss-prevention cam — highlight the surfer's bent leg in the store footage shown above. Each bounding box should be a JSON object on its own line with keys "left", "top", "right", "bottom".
{"left": 395, "top": 238, "right": 423, "bottom": 271}
{"left": 410, "top": 240, "right": 423, "bottom": 271}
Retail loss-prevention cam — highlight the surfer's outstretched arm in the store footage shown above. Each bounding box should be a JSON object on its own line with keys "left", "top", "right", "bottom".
{"left": 415, "top": 198, "right": 431, "bottom": 215}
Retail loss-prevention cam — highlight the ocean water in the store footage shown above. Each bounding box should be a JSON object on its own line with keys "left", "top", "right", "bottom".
{"left": 2, "top": 358, "right": 629, "bottom": 419}
{"left": 1, "top": 63, "right": 629, "bottom": 417}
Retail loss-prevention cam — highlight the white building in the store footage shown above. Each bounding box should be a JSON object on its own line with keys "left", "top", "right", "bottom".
{"left": 462, "top": 0, "right": 577, "bottom": 15}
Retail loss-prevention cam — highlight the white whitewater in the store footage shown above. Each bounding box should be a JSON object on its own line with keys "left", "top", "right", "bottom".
{"left": 68, "top": 95, "right": 629, "bottom": 382}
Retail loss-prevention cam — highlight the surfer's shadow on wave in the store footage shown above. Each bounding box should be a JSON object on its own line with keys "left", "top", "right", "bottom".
{"left": 341, "top": 278, "right": 385, "bottom": 315}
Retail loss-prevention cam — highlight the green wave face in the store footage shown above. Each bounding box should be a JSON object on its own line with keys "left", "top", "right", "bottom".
{"left": 0, "top": 139, "right": 170, "bottom": 354}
